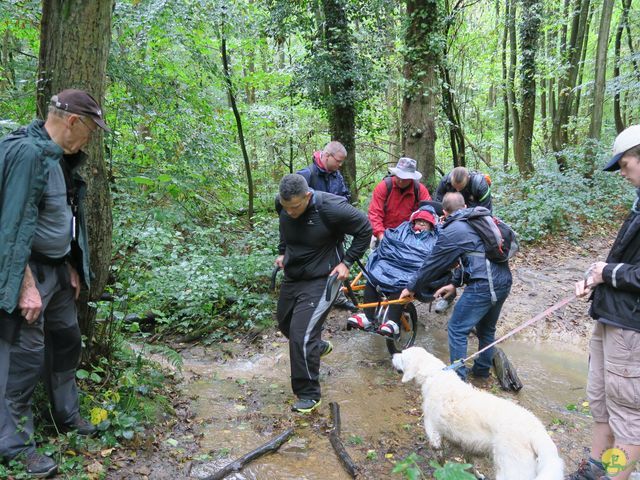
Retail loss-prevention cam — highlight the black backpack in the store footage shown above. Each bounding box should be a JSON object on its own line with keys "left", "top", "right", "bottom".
{"left": 451, "top": 207, "right": 518, "bottom": 263}
{"left": 383, "top": 176, "right": 420, "bottom": 213}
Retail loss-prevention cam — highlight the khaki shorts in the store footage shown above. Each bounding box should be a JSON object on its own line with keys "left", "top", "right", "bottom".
{"left": 587, "top": 322, "right": 640, "bottom": 445}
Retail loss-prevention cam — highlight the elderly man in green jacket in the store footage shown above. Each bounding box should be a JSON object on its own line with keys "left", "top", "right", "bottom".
{"left": 0, "top": 89, "right": 109, "bottom": 477}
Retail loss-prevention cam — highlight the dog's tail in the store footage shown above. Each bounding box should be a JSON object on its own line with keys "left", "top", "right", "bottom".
{"left": 533, "top": 433, "right": 564, "bottom": 480}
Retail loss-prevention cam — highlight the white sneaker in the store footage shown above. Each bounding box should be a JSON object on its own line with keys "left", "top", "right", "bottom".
{"left": 434, "top": 297, "right": 453, "bottom": 313}
{"left": 378, "top": 320, "right": 399, "bottom": 337}
{"left": 347, "top": 313, "right": 371, "bottom": 330}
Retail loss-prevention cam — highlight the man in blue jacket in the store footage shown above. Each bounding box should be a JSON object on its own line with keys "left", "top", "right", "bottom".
{"left": 0, "top": 89, "right": 109, "bottom": 477}
{"left": 399, "top": 192, "right": 512, "bottom": 381}
{"left": 297, "top": 141, "right": 355, "bottom": 311}
{"left": 297, "top": 141, "right": 351, "bottom": 202}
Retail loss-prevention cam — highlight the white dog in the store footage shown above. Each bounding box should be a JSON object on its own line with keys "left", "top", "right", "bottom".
{"left": 392, "top": 347, "right": 564, "bottom": 480}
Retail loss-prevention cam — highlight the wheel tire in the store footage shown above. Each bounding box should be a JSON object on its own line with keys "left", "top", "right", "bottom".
{"left": 386, "top": 302, "right": 418, "bottom": 355}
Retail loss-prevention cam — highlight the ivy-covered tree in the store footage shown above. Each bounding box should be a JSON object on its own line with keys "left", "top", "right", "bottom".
{"left": 512, "top": 0, "right": 540, "bottom": 175}
{"left": 401, "top": 0, "right": 443, "bottom": 186}
{"left": 321, "top": 0, "right": 358, "bottom": 197}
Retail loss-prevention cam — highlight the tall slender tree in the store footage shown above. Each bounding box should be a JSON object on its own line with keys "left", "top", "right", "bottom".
{"left": 550, "top": 0, "right": 590, "bottom": 168}
{"left": 37, "top": 0, "right": 113, "bottom": 342}
{"left": 587, "top": 0, "right": 614, "bottom": 141}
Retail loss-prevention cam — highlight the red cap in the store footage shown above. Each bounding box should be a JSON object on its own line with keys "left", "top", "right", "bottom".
{"left": 410, "top": 209, "right": 436, "bottom": 227}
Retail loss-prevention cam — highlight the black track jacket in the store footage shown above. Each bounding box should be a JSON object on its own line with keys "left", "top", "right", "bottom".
{"left": 277, "top": 191, "right": 371, "bottom": 281}
{"left": 590, "top": 191, "right": 640, "bottom": 331}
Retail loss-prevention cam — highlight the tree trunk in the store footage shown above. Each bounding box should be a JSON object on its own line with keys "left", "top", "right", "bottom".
{"left": 513, "top": 0, "right": 540, "bottom": 176}
{"left": 322, "top": 0, "right": 357, "bottom": 201}
{"left": 570, "top": 1, "right": 593, "bottom": 127}
{"left": 588, "top": 0, "right": 614, "bottom": 141}
{"left": 613, "top": 5, "right": 625, "bottom": 133}
{"left": 502, "top": 0, "right": 510, "bottom": 171}
{"left": 37, "top": 0, "right": 113, "bottom": 345}
{"left": 506, "top": 0, "right": 520, "bottom": 159}
{"left": 439, "top": 64, "right": 465, "bottom": 167}
{"left": 220, "top": 34, "right": 254, "bottom": 222}
{"left": 402, "top": 0, "right": 441, "bottom": 186}
{"left": 622, "top": 0, "right": 640, "bottom": 81}
{"left": 551, "top": 0, "right": 590, "bottom": 164}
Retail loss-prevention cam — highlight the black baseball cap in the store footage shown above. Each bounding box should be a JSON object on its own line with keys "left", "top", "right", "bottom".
{"left": 50, "top": 89, "right": 110, "bottom": 132}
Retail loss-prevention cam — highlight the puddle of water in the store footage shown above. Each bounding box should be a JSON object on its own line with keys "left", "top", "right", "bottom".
{"left": 416, "top": 325, "right": 589, "bottom": 420}
{"left": 186, "top": 321, "right": 591, "bottom": 479}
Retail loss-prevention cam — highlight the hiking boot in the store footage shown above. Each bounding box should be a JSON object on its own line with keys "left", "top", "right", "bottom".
{"left": 292, "top": 398, "right": 322, "bottom": 414}
{"left": 347, "top": 313, "right": 371, "bottom": 330}
{"left": 434, "top": 297, "right": 453, "bottom": 313}
{"left": 24, "top": 452, "right": 57, "bottom": 478}
{"left": 320, "top": 340, "right": 333, "bottom": 358}
{"left": 378, "top": 320, "right": 399, "bottom": 337}
{"left": 565, "top": 459, "right": 606, "bottom": 480}
{"left": 60, "top": 416, "right": 97, "bottom": 436}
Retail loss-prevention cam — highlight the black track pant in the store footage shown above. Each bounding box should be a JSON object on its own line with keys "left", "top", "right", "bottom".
{"left": 277, "top": 276, "right": 338, "bottom": 400}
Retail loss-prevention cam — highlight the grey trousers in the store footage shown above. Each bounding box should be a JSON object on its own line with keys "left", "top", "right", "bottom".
{"left": 0, "top": 261, "right": 82, "bottom": 458}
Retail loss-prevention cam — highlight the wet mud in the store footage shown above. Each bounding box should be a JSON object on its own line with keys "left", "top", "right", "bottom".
{"left": 108, "top": 236, "right": 615, "bottom": 479}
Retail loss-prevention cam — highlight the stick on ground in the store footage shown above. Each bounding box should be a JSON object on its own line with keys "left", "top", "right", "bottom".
{"left": 329, "top": 401, "right": 358, "bottom": 478}
{"left": 204, "top": 428, "right": 294, "bottom": 480}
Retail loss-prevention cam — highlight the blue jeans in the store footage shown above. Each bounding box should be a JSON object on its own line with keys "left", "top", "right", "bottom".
{"left": 447, "top": 281, "right": 511, "bottom": 381}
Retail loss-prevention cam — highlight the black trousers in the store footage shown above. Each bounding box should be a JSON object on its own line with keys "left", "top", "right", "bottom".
{"left": 363, "top": 283, "right": 402, "bottom": 324}
{"left": 277, "top": 276, "right": 337, "bottom": 400}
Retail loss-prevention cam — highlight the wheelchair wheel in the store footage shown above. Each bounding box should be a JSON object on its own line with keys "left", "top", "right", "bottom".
{"left": 386, "top": 302, "right": 418, "bottom": 355}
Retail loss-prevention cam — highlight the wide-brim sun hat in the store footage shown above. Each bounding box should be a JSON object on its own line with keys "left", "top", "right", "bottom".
{"left": 389, "top": 157, "right": 422, "bottom": 180}
{"left": 603, "top": 124, "right": 640, "bottom": 171}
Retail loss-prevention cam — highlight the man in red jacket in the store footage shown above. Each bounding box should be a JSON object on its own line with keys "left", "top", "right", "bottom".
{"left": 368, "top": 157, "right": 431, "bottom": 246}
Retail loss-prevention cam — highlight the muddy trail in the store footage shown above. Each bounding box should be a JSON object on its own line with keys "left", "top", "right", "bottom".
{"left": 107, "top": 236, "right": 612, "bottom": 480}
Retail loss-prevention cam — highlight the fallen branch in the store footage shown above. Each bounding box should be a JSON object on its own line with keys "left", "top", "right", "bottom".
{"left": 204, "top": 428, "right": 294, "bottom": 480}
{"left": 329, "top": 402, "right": 358, "bottom": 478}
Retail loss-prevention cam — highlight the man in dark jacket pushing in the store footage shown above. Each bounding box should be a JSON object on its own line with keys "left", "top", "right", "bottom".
{"left": 399, "top": 192, "right": 512, "bottom": 382}
{"left": 0, "top": 89, "right": 109, "bottom": 477}
{"left": 567, "top": 125, "right": 640, "bottom": 480}
{"left": 275, "top": 174, "right": 371, "bottom": 413}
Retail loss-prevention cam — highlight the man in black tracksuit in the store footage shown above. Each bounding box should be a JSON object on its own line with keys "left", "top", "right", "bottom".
{"left": 275, "top": 174, "right": 371, "bottom": 413}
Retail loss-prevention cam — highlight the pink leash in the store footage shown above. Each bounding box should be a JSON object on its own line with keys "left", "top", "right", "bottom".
{"left": 445, "top": 294, "right": 577, "bottom": 371}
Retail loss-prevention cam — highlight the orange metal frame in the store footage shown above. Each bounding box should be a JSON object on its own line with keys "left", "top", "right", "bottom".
{"left": 341, "top": 271, "right": 412, "bottom": 309}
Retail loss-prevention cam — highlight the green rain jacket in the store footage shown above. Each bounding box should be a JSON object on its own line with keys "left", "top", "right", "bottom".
{"left": 0, "top": 120, "right": 91, "bottom": 318}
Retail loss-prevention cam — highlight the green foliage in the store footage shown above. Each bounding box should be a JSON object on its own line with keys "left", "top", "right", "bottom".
{"left": 0, "top": 344, "right": 176, "bottom": 478}
{"left": 0, "top": 1, "right": 40, "bottom": 132}
{"left": 392, "top": 454, "right": 476, "bottom": 480}
{"left": 392, "top": 452, "right": 424, "bottom": 479}
{"left": 492, "top": 153, "right": 633, "bottom": 242}
{"left": 430, "top": 460, "right": 477, "bottom": 480}
{"left": 109, "top": 196, "right": 277, "bottom": 339}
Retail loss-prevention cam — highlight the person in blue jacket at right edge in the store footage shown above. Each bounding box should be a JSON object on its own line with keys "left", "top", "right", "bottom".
{"left": 567, "top": 125, "right": 640, "bottom": 480}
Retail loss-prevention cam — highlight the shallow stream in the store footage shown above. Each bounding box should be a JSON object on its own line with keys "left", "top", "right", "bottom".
{"left": 186, "top": 317, "right": 592, "bottom": 480}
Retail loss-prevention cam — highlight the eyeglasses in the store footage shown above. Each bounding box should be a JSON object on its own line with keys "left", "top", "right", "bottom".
{"left": 77, "top": 117, "right": 96, "bottom": 135}
{"left": 327, "top": 153, "right": 345, "bottom": 163}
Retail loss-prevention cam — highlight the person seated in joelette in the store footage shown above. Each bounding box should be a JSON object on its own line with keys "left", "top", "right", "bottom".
{"left": 348, "top": 205, "right": 449, "bottom": 336}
